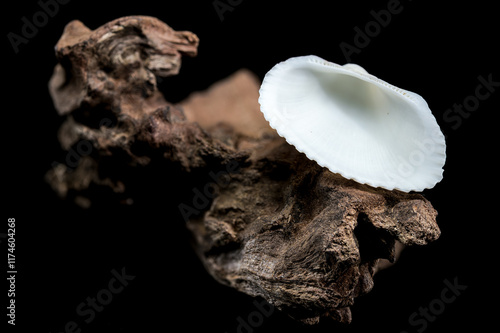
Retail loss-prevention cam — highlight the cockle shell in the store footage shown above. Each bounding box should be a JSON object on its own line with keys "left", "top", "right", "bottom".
{"left": 258, "top": 55, "right": 446, "bottom": 192}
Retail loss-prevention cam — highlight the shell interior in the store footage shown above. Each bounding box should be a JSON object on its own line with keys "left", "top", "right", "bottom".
{"left": 258, "top": 55, "right": 446, "bottom": 192}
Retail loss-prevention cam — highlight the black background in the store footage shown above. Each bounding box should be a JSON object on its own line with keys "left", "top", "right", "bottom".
{"left": 3, "top": 0, "right": 498, "bottom": 332}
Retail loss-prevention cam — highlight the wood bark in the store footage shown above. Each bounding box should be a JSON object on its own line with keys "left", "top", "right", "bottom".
{"left": 45, "top": 16, "right": 440, "bottom": 324}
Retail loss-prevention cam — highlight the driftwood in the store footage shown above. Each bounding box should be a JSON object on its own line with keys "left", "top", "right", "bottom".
{"left": 45, "top": 16, "right": 440, "bottom": 324}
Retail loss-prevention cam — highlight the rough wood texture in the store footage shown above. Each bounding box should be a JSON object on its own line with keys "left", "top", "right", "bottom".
{"left": 46, "top": 16, "right": 441, "bottom": 324}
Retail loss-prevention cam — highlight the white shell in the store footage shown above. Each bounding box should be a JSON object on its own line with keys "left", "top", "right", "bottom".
{"left": 258, "top": 55, "right": 446, "bottom": 192}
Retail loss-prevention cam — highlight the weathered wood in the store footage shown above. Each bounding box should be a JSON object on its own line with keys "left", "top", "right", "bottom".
{"left": 45, "top": 16, "right": 440, "bottom": 324}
